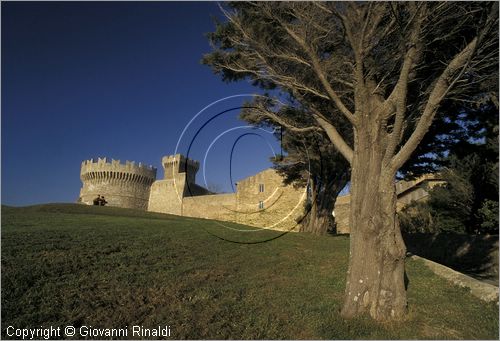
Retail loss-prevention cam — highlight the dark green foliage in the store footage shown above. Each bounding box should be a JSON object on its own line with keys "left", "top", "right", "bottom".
{"left": 401, "top": 100, "right": 499, "bottom": 178}
{"left": 400, "top": 138, "right": 498, "bottom": 234}
{"left": 426, "top": 158, "right": 475, "bottom": 233}
{"left": 476, "top": 199, "right": 499, "bottom": 232}
{"left": 1, "top": 204, "right": 498, "bottom": 339}
{"left": 400, "top": 100, "right": 499, "bottom": 235}
{"left": 398, "top": 202, "right": 434, "bottom": 234}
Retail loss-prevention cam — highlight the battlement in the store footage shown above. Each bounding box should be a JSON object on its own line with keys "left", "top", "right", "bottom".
{"left": 162, "top": 154, "right": 199, "bottom": 183}
{"left": 80, "top": 157, "right": 157, "bottom": 180}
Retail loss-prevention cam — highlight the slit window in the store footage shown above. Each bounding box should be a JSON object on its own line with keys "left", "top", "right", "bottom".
{"left": 258, "top": 201, "right": 264, "bottom": 209}
{"left": 259, "top": 184, "right": 264, "bottom": 192}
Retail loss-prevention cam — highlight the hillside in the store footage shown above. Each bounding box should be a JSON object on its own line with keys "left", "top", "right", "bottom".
{"left": 1, "top": 204, "right": 498, "bottom": 339}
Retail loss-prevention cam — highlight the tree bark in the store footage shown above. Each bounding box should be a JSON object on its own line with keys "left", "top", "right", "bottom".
{"left": 300, "top": 191, "right": 334, "bottom": 235}
{"left": 301, "top": 177, "right": 347, "bottom": 235}
{"left": 340, "top": 127, "right": 407, "bottom": 321}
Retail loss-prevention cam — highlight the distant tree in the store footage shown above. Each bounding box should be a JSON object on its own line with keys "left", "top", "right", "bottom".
{"left": 276, "top": 128, "right": 349, "bottom": 235}
{"left": 203, "top": 2, "right": 498, "bottom": 321}
{"left": 400, "top": 153, "right": 498, "bottom": 234}
{"left": 477, "top": 199, "right": 499, "bottom": 233}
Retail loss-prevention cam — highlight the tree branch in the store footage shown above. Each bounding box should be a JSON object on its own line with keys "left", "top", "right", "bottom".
{"left": 309, "top": 108, "right": 354, "bottom": 164}
{"left": 383, "top": 5, "right": 425, "bottom": 165}
{"left": 249, "top": 106, "right": 322, "bottom": 133}
{"left": 277, "top": 19, "right": 357, "bottom": 126}
{"left": 389, "top": 36, "right": 480, "bottom": 173}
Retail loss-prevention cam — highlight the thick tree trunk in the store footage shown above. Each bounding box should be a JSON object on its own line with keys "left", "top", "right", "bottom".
{"left": 300, "top": 196, "right": 334, "bottom": 235}
{"left": 301, "top": 177, "right": 346, "bottom": 235}
{"left": 340, "top": 131, "right": 407, "bottom": 321}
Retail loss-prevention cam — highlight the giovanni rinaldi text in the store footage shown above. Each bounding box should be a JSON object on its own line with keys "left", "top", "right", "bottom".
{"left": 6, "top": 325, "right": 172, "bottom": 339}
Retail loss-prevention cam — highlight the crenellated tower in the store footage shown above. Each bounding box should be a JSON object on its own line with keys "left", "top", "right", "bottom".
{"left": 162, "top": 154, "right": 199, "bottom": 184}
{"left": 148, "top": 154, "right": 210, "bottom": 215}
{"left": 79, "top": 157, "right": 157, "bottom": 210}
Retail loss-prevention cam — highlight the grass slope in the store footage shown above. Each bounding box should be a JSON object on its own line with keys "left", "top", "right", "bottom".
{"left": 1, "top": 204, "right": 498, "bottom": 339}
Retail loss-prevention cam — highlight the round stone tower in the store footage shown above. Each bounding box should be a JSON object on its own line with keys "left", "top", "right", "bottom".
{"left": 79, "top": 157, "right": 157, "bottom": 210}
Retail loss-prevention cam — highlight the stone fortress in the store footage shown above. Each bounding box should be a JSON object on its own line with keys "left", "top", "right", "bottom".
{"left": 79, "top": 154, "right": 441, "bottom": 233}
{"left": 79, "top": 154, "right": 306, "bottom": 231}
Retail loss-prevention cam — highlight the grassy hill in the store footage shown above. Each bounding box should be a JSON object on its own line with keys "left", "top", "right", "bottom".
{"left": 1, "top": 204, "right": 498, "bottom": 339}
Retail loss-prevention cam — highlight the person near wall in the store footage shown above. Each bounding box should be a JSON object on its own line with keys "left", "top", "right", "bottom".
{"left": 100, "top": 196, "right": 108, "bottom": 206}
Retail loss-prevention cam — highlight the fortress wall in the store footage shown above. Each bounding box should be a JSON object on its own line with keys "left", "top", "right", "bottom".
{"left": 235, "top": 169, "right": 306, "bottom": 231}
{"left": 79, "top": 158, "right": 156, "bottom": 210}
{"left": 81, "top": 158, "right": 156, "bottom": 179}
{"left": 182, "top": 193, "right": 237, "bottom": 221}
{"left": 148, "top": 178, "right": 185, "bottom": 215}
{"left": 236, "top": 186, "right": 306, "bottom": 231}
{"left": 184, "top": 183, "right": 212, "bottom": 197}
{"left": 79, "top": 155, "right": 306, "bottom": 229}
{"left": 147, "top": 167, "right": 306, "bottom": 231}
{"left": 334, "top": 195, "right": 351, "bottom": 234}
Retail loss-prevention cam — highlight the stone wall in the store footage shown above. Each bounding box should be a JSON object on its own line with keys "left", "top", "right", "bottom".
{"left": 334, "top": 195, "right": 350, "bottom": 234}
{"left": 235, "top": 169, "right": 306, "bottom": 231}
{"left": 404, "top": 233, "right": 499, "bottom": 286}
{"left": 79, "top": 158, "right": 156, "bottom": 210}
{"left": 147, "top": 178, "right": 184, "bottom": 215}
{"left": 78, "top": 154, "right": 313, "bottom": 232}
{"left": 396, "top": 174, "right": 445, "bottom": 207}
{"left": 182, "top": 193, "right": 237, "bottom": 222}
{"left": 146, "top": 163, "right": 306, "bottom": 232}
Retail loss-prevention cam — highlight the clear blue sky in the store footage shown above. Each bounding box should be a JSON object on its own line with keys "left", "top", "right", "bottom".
{"left": 2, "top": 1, "right": 281, "bottom": 206}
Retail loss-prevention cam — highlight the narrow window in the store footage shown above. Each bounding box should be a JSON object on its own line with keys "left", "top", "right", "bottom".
{"left": 258, "top": 201, "right": 264, "bottom": 209}
{"left": 259, "top": 184, "right": 264, "bottom": 192}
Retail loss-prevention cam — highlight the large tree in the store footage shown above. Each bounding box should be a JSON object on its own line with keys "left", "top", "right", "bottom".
{"left": 203, "top": 2, "right": 498, "bottom": 321}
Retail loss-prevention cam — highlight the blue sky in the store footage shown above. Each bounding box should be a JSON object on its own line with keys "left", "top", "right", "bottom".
{"left": 2, "top": 1, "right": 282, "bottom": 206}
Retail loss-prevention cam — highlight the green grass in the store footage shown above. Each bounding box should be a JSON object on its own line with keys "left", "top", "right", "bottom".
{"left": 1, "top": 204, "right": 498, "bottom": 339}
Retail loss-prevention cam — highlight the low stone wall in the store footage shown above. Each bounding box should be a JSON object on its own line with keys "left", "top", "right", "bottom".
{"left": 411, "top": 255, "right": 499, "bottom": 302}
{"left": 404, "top": 233, "right": 499, "bottom": 286}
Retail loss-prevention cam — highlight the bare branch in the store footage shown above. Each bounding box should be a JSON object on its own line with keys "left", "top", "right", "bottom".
{"left": 390, "top": 36, "right": 479, "bottom": 172}
{"left": 276, "top": 17, "right": 357, "bottom": 125}
{"left": 248, "top": 106, "right": 322, "bottom": 133}
{"left": 305, "top": 106, "right": 353, "bottom": 164}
